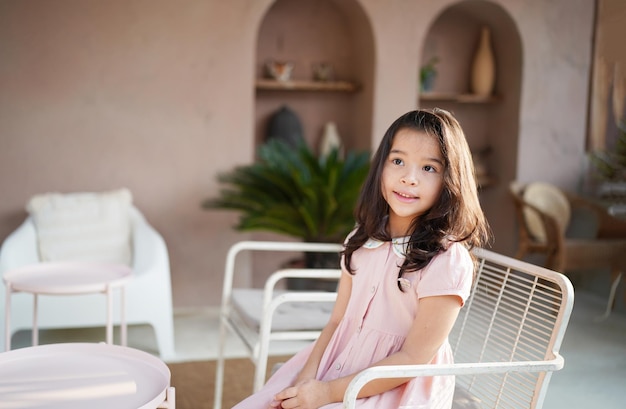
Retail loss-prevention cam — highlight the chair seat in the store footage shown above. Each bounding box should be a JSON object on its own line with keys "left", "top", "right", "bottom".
{"left": 231, "top": 288, "right": 334, "bottom": 332}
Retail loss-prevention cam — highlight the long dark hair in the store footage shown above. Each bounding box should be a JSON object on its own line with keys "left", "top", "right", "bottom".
{"left": 343, "top": 109, "right": 491, "bottom": 289}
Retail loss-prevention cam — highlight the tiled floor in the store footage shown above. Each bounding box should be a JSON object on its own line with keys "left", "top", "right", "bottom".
{"left": 10, "top": 290, "right": 626, "bottom": 409}
{"left": 540, "top": 291, "right": 626, "bottom": 409}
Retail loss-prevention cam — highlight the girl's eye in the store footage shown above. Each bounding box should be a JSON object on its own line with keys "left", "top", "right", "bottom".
{"left": 423, "top": 165, "right": 437, "bottom": 173}
{"left": 392, "top": 158, "right": 403, "bottom": 166}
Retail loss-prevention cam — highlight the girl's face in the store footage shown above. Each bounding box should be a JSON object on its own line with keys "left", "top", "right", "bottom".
{"left": 381, "top": 128, "right": 445, "bottom": 237}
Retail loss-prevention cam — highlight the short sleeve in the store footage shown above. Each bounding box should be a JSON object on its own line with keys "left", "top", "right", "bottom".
{"left": 415, "top": 243, "right": 474, "bottom": 306}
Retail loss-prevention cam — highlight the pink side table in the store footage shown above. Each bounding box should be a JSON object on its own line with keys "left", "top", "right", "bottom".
{"left": 0, "top": 342, "right": 175, "bottom": 408}
{"left": 3, "top": 262, "right": 132, "bottom": 351}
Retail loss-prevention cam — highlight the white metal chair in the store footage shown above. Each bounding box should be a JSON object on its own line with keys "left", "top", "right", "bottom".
{"left": 0, "top": 205, "right": 176, "bottom": 359}
{"left": 344, "top": 247, "right": 574, "bottom": 409}
{"left": 213, "top": 240, "right": 343, "bottom": 409}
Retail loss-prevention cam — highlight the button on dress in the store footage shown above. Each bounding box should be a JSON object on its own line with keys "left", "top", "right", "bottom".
{"left": 232, "top": 239, "right": 474, "bottom": 409}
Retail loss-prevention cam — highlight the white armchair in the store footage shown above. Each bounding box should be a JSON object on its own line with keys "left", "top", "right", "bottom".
{"left": 0, "top": 198, "right": 176, "bottom": 360}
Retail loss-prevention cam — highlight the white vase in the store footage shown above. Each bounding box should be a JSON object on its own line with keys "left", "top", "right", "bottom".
{"left": 470, "top": 26, "right": 495, "bottom": 96}
{"left": 319, "top": 122, "right": 343, "bottom": 158}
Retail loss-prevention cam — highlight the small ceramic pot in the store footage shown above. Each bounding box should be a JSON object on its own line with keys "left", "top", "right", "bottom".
{"left": 312, "top": 62, "right": 334, "bottom": 82}
{"left": 265, "top": 60, "right": 294, "bottom": 82}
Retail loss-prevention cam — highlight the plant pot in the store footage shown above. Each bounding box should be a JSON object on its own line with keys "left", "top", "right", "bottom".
{"left": 286, "top": 251, "right": 340, "bottom": 292}
{"left": 420, "top": 71, "right": 436, "bottom": 92}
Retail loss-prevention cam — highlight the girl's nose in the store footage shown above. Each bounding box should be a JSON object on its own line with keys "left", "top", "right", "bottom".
{"left": 401, "top": 168, "right": 419, "bottom": 185}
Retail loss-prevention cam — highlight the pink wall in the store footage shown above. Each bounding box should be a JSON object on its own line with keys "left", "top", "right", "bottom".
{"left": 0, "top": 0, "right": 596, "bottom": 308}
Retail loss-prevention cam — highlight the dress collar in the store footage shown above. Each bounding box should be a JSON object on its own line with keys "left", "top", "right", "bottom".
{"left": 363, "top": 237, "right": 411, "bottom": 258}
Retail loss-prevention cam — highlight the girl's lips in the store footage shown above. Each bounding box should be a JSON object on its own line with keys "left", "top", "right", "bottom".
{"left": 394, "top": 191, "right": 418, "bottom": 202}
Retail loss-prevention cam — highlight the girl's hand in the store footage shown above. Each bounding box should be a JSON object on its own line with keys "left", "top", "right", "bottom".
{"left": 269, "top": 379, "right": 331, "bottom": 409}
{"left": 292, "top": 371, "right": 314, "bottom": 388}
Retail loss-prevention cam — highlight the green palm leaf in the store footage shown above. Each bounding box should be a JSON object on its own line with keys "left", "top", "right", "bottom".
{"left": 203, "top": 139, "right": 370, "bottom": 242}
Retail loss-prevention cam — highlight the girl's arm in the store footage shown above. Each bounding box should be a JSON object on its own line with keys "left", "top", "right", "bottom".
{"left": 291, "top": 269, "right": 353, "bottom": 384}
{"left": 273, "top": 294, "right": 462, "bottom": 409}
{"left": 327, "top": 294, "right": 462, "bottom": 400}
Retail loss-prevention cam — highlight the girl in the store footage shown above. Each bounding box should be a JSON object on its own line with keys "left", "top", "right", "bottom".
{"left": 233, "top": 108, "right": 491, "bottom": 409}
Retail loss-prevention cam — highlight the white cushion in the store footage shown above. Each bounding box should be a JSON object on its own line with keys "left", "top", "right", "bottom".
{"left": 231, "top": 288, "right": 334, "bottom": 331}
{"left": 26, "top": 189, "right": 133, "bottom": 265}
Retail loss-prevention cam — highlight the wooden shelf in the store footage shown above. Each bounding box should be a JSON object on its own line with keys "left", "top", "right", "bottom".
{"left": 256, "top": 79, "right": 360, "bottom": 92}
{"left": 420, "top": 92, "right": 499, "bottom": 104}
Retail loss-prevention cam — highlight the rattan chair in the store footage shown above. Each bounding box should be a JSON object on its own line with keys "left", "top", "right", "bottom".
{"left": 510, "top": 181, "right": 626, "bottom": 320}
{"left": 344, "top": 247, "right": 574, "bottom": 409}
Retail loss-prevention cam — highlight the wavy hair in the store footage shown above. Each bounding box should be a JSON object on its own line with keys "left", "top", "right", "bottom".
{"left": 343, "top": 109, "right": 491, "bottom": 289}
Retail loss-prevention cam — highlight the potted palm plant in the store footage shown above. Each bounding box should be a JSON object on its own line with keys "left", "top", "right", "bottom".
{"left": 203, "top": 139, "right": 370, "bottom": 289}
{"left": 420, "top": 56, "right": 439, "bottom": 93}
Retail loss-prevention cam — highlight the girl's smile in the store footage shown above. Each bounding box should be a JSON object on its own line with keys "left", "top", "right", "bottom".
{"left": 392, "top": 190, "right": 418, "bottom": 202}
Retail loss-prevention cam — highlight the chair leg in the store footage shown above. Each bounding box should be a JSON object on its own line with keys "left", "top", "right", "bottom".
{"left": 546, "top": 251, "right": 564, "bottom": 273}
{"left": 595, "top": 270, "right": 623, "bottom": 322}
{"left": 254, "top": 325, "right": 271, "bottom": 392}
{"left": 213, "top": 317, "right": 228, "bottom": 409}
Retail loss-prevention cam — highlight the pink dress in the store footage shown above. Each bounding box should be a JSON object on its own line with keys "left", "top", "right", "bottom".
{"left": 232, "top": 239, "right": 473, "bottom": 409}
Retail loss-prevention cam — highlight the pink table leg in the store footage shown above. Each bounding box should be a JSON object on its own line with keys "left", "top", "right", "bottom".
{"left": 5, "top": 285, "right": 11, "bottom": 351}
{"left": 121, "top": 286, "right": 127, "bottom": 346}
{"left": 32, "top": 294, "right": 39, "bottom": 346}
{"left": 106, "top": 284, "right": 112, "bottom": 344}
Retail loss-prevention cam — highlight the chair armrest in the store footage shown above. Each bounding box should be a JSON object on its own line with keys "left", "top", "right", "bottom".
{"left": 255, "top": 272, "right": 339, "bottom": 365}
{"left": 130, "top": 207, "right": 170, "bottom": 277}
{"left": 227, "top": 269, "right": 340, "bottom": 338}
{"left": 0, "top": 218, "right": 40, "bottom": 274}
{"left": 343, "top": 354, "right": 565, "bottom": 409}
{"left": 220, "top": 241, "right": 343, "bottom": 312}
{"left": 260, "top": 268, "right": 340, "bottom": 335}
{"left": 262, "top": 268, "right": 341, "bottom": 309}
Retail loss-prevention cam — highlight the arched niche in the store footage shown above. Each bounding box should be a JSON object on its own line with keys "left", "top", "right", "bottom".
{"left": 254, "top": 0, "right": 375, "bottom": 153}
{"left": 419, "top": 0, "right": 523, "bottom": 255}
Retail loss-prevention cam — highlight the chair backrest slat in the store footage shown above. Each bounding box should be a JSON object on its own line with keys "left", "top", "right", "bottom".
{"left": 447, "top": 248, "right": 573, "bottom": 409}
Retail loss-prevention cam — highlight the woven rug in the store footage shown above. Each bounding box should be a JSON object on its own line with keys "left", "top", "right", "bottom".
{"left": 168, "top": 356, "right": 291, "bottom": 409}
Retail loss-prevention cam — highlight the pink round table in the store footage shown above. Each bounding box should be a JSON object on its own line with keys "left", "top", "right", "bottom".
{"left": 0, "top": 342, "right": 174, "bottom": 408}
{"left": 3, "top": 262, "right": 132, "bottom": 351}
